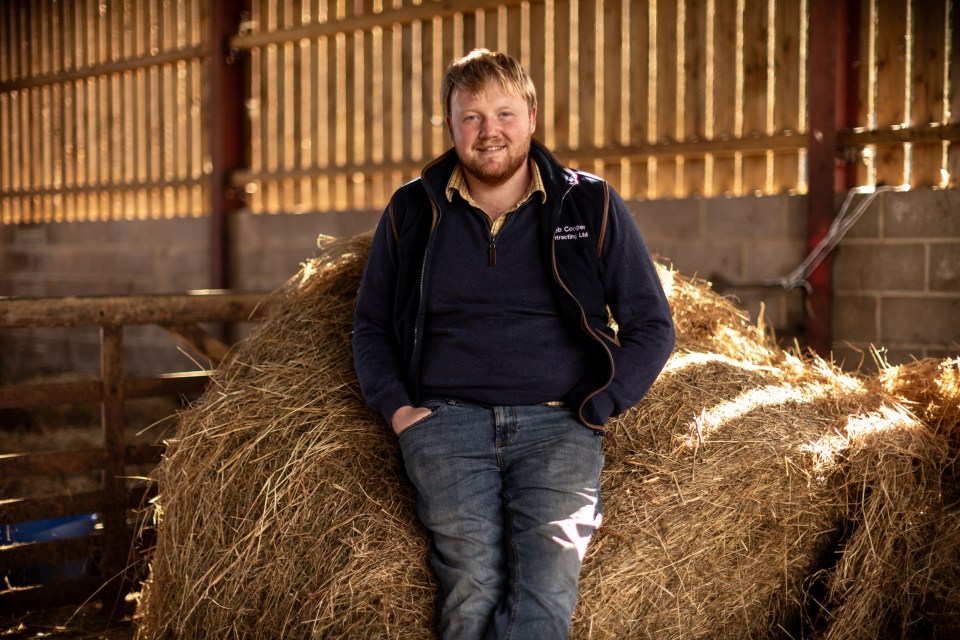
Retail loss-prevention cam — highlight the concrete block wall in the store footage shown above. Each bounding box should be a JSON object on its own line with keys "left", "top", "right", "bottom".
{"left": 0, "top": 218, "right": 211, "bottom": 378}
{"left": 0, "top": 219, "right": 209, "bottom": 297}
{"left": 231, "top": 209, "right": 381, "bottom": 291}
{"left": 2, "top": 189, "right": 957, "bottom": 378}
{"left": 0, "top": 211, "right": 381, "bottom": 379}
{"left": 629, "top": 194, "right": 808, "bottom": 345}
{"left": 831, "top": 188, "right": 960, "bottom": 370}
{"left": 234, "top": 200, "right": 810, "bottom": 349}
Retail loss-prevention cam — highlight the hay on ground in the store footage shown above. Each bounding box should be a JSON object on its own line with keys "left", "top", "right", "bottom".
{"left": 134, "top": 234, "right": 960, "bottom": 639}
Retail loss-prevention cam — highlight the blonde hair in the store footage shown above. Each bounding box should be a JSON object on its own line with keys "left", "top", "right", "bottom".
{"left": 441, "top": 49, "right": 537, "bottom": 118}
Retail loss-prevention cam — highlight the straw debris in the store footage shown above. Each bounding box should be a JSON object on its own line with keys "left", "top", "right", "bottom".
{"left": 135, "top": 234, "right": 960, "bottom": 639}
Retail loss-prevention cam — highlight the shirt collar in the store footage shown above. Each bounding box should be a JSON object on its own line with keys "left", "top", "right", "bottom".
{"left": 445, "top": 159, "right": 547, "bottom": 214}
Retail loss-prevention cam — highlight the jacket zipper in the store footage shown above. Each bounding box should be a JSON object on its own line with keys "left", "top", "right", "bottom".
{"left": 551, "top": 186, "right": 616, "bottom": 431}
{"left": 410, "top": 190, "right": 442, "bottom": 384}
{"left": 406, "top": 151, "right": 455, "bottom": 380}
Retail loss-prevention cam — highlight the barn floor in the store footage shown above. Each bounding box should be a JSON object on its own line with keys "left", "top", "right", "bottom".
{"left": 0, "top": 600, "right": 136, "bottom": 639}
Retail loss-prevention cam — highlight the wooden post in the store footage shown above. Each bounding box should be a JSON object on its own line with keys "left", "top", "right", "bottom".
{"left": 99, "top": 324, "right": 128, "bottom": 611}
{"left": 806, "top": 0, "right": 859, "bottom": 356}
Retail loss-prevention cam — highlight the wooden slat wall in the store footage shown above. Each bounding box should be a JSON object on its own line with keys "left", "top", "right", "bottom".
{"left": 2, "top": 0, "right": 957, "bottom": 223}
{"left": 237, "top": 0, "right": 810, "bottom": 210}
{"left": 0, "top": 0, "right": 207, "bottom": 225}
{"left": 240, "top": 0, "right": 959, "bottom": 210}
{"left": 861, "top": 0, "right": 957, "bottom": 189}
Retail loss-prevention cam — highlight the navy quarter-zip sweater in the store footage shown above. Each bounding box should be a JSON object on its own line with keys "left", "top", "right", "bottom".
{"left": 418, "top": 193, "right": 589, "bottom": 406}
{"left": 353, "top": 140, "right": 675, "bottom": 430}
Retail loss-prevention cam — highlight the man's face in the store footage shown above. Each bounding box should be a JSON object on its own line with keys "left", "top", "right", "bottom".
{"left": 446, "top": 83, "right": 537, "bottom": 187}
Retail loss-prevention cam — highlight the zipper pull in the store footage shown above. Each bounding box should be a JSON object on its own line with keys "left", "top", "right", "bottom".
{"left": 488, "top": 238, "right": 497, "bottom": 267}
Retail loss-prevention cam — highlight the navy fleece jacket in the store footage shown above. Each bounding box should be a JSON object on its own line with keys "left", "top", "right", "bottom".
{"left": 352, "top": 140, "right": 675, "bottom": 430}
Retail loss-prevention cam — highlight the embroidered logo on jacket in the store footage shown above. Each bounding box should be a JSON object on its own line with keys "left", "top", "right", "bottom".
{"left": 554, "top": 224, "right": 590, "bottom": 241}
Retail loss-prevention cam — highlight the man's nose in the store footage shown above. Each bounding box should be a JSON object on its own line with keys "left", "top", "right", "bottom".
{"left": 479, "top": 118, "right": 498, "bottom": 137}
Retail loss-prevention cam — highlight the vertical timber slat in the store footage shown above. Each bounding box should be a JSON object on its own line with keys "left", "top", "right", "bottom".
{"left": 711, "top": 0, "right": 737, "bottom": 196}
{"left": 578, "top": 0, "right": 596, "bottom": 153}
{"left": 741, "top": 0, "right": 768, "bottom": 195}
{"left": 529, "top": 1, "right": 546, "bottom": 142}
{"left": 840, "top": 0, "right": 862, "bottom": 190}
{"left": 910, "top": 0, "right": 947, "bottom": 188}
{"left": 684, "top": 0, "right": 707, "bottom": 196}
{"left": 626, "top": 0, "right": 649, "bottom": 198}
{"left": 602, "top": 0, "right": 622, "bottom": 188}
{"left": 773, "top": 0, "right": 803, "bottom": 193}
{"left": 874, "top": 0, "right": 907, "bottom": 185}
{"left": 553, "top": 0, "right": 571, "bottom": 151}
{"left": 654, "top": 0, "right": 677, "bottom": 197}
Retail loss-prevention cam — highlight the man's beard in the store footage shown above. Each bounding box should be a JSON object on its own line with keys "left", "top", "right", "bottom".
{"left": 459, "top": 135, "right": 532, "bottom": 187}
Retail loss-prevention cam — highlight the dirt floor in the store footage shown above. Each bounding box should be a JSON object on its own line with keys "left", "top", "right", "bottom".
{"left": 0, "top": 599, "right": 136, "bottom": 639}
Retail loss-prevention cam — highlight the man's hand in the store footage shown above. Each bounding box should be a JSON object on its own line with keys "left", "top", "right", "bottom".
{"left": 391, "top": 405, "right": 434, "bottom": 436}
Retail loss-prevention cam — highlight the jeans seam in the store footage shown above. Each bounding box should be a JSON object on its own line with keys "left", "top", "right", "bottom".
{"left": 493, "top": 437, "right": 520, "bottom": 639}
{"left": 504, "top": 488, "right": 521, "bottom": 640}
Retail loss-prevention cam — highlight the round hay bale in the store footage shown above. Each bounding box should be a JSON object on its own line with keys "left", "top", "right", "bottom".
{"left": 135, "top": 234, "right": 960, "bottom": 639}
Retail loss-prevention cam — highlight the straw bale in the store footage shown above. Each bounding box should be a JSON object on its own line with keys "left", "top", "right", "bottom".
{"left": 135, "top": 234, "right": 960, "bottom": 639}
{"left": 817, "top": 358, "right": 960, "bottom": 639}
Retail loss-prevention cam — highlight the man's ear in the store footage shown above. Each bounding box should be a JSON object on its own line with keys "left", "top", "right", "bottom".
{"left": 530, "top": 105, "right": 537, "bottom": 133}
{"left": 445, "top": 116, "right": 454, "bottom": 140}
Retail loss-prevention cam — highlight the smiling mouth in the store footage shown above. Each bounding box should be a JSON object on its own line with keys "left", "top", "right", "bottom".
{"left": 477, "top": 145, "right": 506, "bottom": 153}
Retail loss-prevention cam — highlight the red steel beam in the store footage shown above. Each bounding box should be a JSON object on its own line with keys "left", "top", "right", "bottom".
{"left": 207, "top": 1, "right": 248, "bottom": 291}
{"left": 806, "top": 0, "right": 860, "bottom": 356}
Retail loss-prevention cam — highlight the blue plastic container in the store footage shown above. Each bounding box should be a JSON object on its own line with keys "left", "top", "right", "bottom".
{"left": 1, "top": 513, "right": 98, "bottom": 588}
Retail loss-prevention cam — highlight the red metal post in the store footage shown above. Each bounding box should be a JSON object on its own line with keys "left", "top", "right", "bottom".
{"left": 207, "top": 0, "right": 248, "bottom": 291}
{"left": 806, "top": 0, "right": 860, "bottom": 356}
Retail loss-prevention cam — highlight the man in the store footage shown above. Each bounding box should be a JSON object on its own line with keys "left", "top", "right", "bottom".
{"left": 353, "top": 49, "right": 674, "bottom": 639}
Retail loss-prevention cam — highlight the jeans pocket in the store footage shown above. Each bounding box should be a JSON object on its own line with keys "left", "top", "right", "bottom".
{"left": 397, "top": 400, "right": 450, "bottom": 439}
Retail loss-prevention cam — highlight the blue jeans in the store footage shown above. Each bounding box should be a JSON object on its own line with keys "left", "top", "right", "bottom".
{"left": 398, "top": 400, "right": 605, "bottom": 640}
